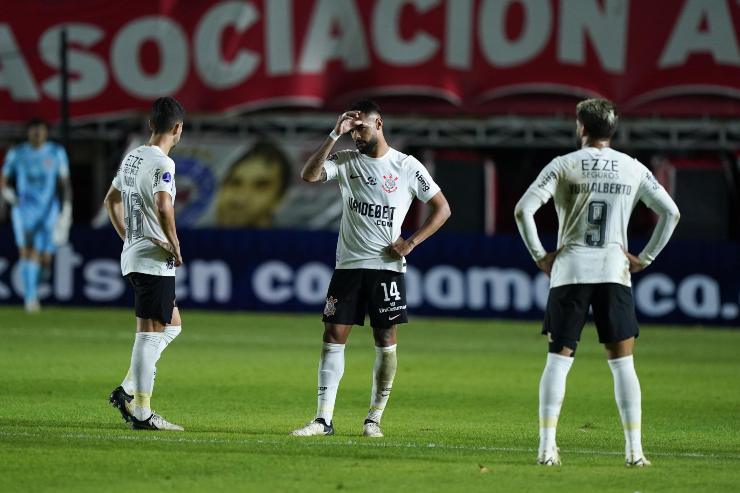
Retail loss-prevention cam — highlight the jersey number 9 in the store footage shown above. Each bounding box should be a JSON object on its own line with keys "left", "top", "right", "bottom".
{"left": 585, "top": 201, "right": 608, "bottom": 247}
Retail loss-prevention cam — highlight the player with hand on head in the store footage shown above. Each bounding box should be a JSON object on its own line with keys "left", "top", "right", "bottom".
{"left": 0, "top": 118, "right": 72, "bottom": 312}
{"left": 104, "top": 97, "right": 186, "bottom": 431}
{"left": 291, "top": 100, "right": 451, "bottom": 438}
{"left": 515, "top": 99, "right": 680, "bottom": 467}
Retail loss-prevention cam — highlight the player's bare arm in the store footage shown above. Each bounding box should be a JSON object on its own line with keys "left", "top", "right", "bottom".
{"left": 388, "top": 191, "right": 451, "bottom": 259}
{"left": 103, "top": 185, "right": 126, "bottom": 241}
{"left": 301, "top": 111, "right": 362, "bottom": 183}
{"left": 154, "top": 190, "right": 182, "bottom": 266}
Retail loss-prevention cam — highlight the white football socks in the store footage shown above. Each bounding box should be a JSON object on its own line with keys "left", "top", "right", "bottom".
{"left": 316, "top": 343, "right": 345, "bottom": 424}
{"left": 538, "top": 353, "right": 574, "bottom": 457}
{"left": 121, "top": 325, "right": 181, "bottom": 394}
{"left": 129, "top": 332, "right": 162, "bottom": 420}
{"left": 608, "top": 355, "right": 644, "bottom": 459}
{"left": 366, "top": 345, "right": 397, "bottom": 424}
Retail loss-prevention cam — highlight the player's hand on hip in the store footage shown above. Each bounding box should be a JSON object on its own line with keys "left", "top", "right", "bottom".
{"left": 174, "top": 249, "right": 183, "bottom": 267}
{"left": 536, "top": 251, "right": 559, "bottom": 276}
{"left": 624, "top": 251, "right": 645, "bottom": 273}
{"left": 335, "top": 111, "right": 362, "bottom": 135}
{"left": 387, "top": 237, "right": 415, "bottom": 259}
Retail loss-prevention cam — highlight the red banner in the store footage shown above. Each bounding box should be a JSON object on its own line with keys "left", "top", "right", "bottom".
{"left": 1, "top": 0, "right": 739, "bottom": 122}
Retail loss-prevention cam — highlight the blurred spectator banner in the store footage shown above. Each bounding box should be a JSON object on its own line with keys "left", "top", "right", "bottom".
{"left": 95, "top": 136, "right": 348, "bottom": 229}
{"left": 2, "top": 0, "right": 739, "bottom": 121}
{"left": 1, "top": 226, "right": 738, "bottom": 326}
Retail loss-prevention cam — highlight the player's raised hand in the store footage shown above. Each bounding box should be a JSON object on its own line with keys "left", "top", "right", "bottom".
{"left": 624, "top": 251, "right": 644, "bottom": 273}
{"left": 536, "top": 250, "right": 559, "bottom": 276}
{"left": 387, "top": 237, "right": 416, "bottom": 259}
{"left": 335, "top": 111, "right": 362, "bottom": 135}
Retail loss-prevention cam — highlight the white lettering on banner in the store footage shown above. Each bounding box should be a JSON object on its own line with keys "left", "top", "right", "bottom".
{"left": 634, "top": 273, "right": 676, "bottom": 317}
{"left": 190, "top": 260, "right": 232, "bottom": 302}
{"left": 111, "top": 17, "right": 189, "bottom": 98}
{"left": 478, "top": 0, "right": 551, "bottom": 67}
{"left": 0, "top": 24, "right": 40, "bottom": 101}
{"left": 558, "top": 0, "right": 629, "bottom": 73}
{"left": 54, "top": 245, "right": 83, "bottom": 301}
{"left": 195, "top": 1, "right": 260, "bottom": 90}
{"left": 373, "top": 0, "right": 440, "bottom": 66}
{"left": 0, "top": 246, "right": 230, "bottom": 305}
{"left": 294, "top": 262, "right": 332, "bottom": 304}
{"left": 0, "top": 251, "right": 736, "bottom": 322}
{"left": 676, "top": 274, "right": 721, "bottom": 318}
{"left": 40, "top": 24, "right": 108, "bottom": 100}
{"left": 252, "top": 260, "right": 293, "bottom": 304}
{"left": 2, "top": 0, "right": 740, "bottom": 115}
{"left": 423, "top": 265, "right": 465, "bottom": 309}
{"left": 265, "top": 0, "right": 294, "bottom": 76}
{"left": 246, "top": 261, "right": 737, "bottom": 322}
{"left": 84, "top": 260, "right": 125, "bottom": 301}
{"left": 467, "top": 267, "right": 532, "bottom": 311}
{"left": 405, "top": 266, "right": 422, "bottom": 307}
{"left": 533, "top": 272, "right": 549, "bottom": 311}
{"left": 659, "top": 0, "right": 740, "bottom": 68}
{"left": 299, "top": 0, "right": 370, "bottom": 73}
{"left": 445, "top": 0, "right": 473, "bottom": 69}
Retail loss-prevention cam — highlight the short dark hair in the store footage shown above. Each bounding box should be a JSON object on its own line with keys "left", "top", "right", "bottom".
{"left": 149, "top": 97, "right": 185, "bottom": 134}
{"left": 576, "top": 98, "right": 618, "bottom": 140}
{"left": 347, "top": 99, "right": 382, "bottom": 116}
{"left": 26, "top": 117, "right": 48, "bottom": 130}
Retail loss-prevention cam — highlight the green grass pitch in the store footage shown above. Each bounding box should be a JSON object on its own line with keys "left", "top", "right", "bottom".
{"left": 0, "top": 307, "right": 738, "bottom": 492}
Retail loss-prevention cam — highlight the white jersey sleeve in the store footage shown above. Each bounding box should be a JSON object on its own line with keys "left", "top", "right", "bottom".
{"left": 112, "top": 164, "right": 123, "bottom": 190}
{"left": 635, "top": 167, "right": 680, "bottom": 266}
{"left": 406, "top": 157, "right": 440, "bottom": 203}
{"left": 514, "top": 158, "right": 561, "bottom": 261}
{"left": 152, "top": 159, "right": 176, "bottom": 198}
{"left": 323, "top": 151, "right": 351, "bottom": 182}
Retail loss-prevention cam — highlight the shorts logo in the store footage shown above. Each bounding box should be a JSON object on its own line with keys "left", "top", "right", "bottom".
{"left": 163, "top": 171, "right": 172, "bottom": 183}
{"left": 382, "top": 175, "right": 398, "bottom": 193}
{"left": 324, "top": 296, "right": 338, "bottom": 316}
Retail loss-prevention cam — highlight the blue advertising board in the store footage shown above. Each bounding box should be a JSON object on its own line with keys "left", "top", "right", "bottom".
{"left": 0, "top": 226, "right": 738, "bottom": 326}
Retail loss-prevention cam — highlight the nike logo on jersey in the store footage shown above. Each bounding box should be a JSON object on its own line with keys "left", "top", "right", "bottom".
{"left": 389, "top": 314, "right": 401, "bottom": 320}
{"left": 350, "top": 174, "right": 362, "bottom": 179}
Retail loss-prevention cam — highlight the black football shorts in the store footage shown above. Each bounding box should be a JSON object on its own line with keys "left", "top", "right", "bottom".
{"left": 322, "top": 269, "right": 408, "bottom": 329}
{"left": 542, "top": 283, "right": 639, "bottom": 353}
{"left": 126, "top": 272, "right": 176, "bottom": 325}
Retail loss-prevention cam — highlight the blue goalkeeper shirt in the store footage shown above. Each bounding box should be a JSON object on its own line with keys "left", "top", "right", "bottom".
{"left": 2, "top": 141, "right": 69, "bottom": 224}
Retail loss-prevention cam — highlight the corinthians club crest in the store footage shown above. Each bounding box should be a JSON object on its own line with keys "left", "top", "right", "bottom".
{"left": 382, "top": 174, "right": 398, "bottom": 193}
{"left": 324, "top": 296, "right": 338, "bottom": 316}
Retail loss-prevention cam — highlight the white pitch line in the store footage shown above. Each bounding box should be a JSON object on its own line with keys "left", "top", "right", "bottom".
{"left": 1, "top": 430, "right": 738, "bottom": 461}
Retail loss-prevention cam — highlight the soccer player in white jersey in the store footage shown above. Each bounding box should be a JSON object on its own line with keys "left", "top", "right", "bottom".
{"left": 103, "top": 97, "right": 186, "bottom": 431}
{"left": 291, "top": 100, "right": 451, "bottom": 438}
{"left": 515, "top": 99, "right": 680, "bottom": 467}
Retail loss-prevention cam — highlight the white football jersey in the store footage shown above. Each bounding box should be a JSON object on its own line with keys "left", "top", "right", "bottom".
{"left": 516, "top": 146, "right": 679, "bottom": 288}
{"left": 112, "top": 145, "right": 177, "bottom": 277}
{"left": 323, "top": 147, "right": 440, "bottom": 272}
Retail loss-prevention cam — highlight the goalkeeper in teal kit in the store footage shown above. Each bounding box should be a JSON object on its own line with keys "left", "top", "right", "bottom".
{"left": 0, "top": 118, "right": 72, "bottom": 312}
